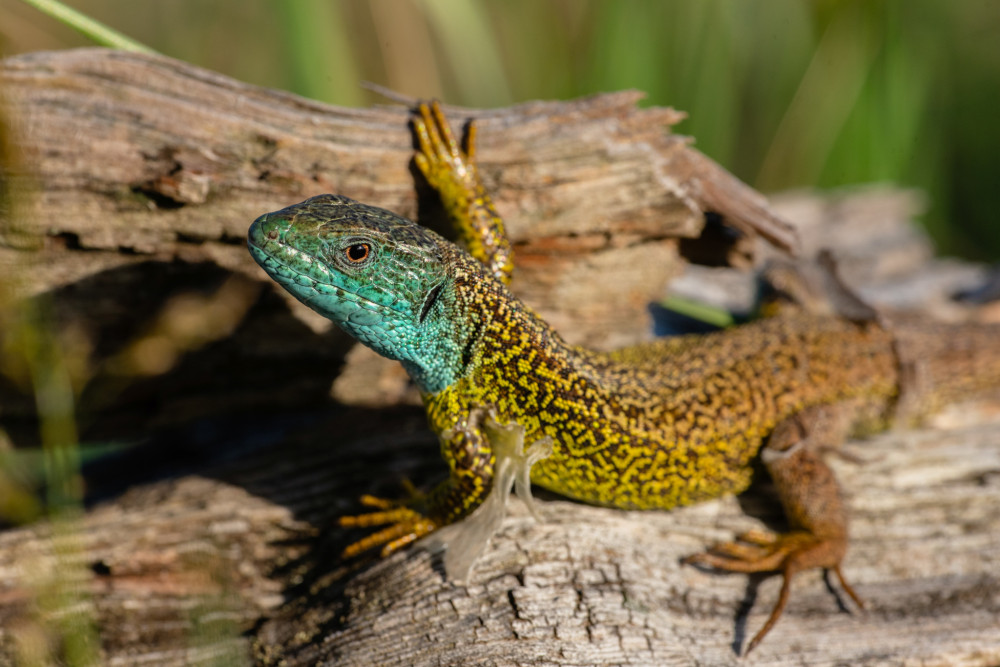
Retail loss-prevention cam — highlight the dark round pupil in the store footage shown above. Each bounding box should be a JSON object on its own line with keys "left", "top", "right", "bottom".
{"left": 347, "top": 244, "right": 369, "bottom": 262}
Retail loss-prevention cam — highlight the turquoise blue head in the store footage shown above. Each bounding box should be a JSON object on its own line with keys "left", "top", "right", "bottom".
{"left": 248, "top": 194, "right": 473, "bottom": 393}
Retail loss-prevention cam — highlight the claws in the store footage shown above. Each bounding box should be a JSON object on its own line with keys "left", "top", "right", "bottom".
{"left": 339, "top": 493, "right": 438, "bottom": 559}
{"left": 412, "top": 100, "right": 478, "bottom": 190}
{"left": 684, "top": 529, "right": 861, "bottom": 655}
{"left": 411, "top": 99, "right": 514, "bottom": 284}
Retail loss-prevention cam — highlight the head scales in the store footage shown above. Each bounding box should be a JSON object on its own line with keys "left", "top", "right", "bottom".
{"left": 248, "top": 194, "right": 486, "bottom": 392}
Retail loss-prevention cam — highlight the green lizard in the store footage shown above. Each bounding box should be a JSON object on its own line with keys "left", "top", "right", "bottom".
{"left": 247, "top": 102, "right": 1000, "bottom": 652}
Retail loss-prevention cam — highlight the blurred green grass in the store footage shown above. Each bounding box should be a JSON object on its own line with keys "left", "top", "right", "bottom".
{"left": 2, "top": 0, "right": 998, "bottom": 258}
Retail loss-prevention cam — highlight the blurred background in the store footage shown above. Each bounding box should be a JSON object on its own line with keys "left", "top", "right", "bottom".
{"left": 1, "top": 0, "right": 998, "bottom": 259}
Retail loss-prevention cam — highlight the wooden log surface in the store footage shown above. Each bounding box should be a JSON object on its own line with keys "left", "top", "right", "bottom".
{"left": 0, "top": 49, "right": 999, "bottom": 665}
{"left": 0, "top": 47, "right": 797, "bottom": 433}
{"left": 1, "top": 397, "right": 999, "bottom": 665}
{"left": 0, "top": 48, "right": 794, "bottom": 344}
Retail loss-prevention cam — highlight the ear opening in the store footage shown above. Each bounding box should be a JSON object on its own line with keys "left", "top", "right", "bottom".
{"left": 419, "top": 283, "right": 445, "bottom": 324}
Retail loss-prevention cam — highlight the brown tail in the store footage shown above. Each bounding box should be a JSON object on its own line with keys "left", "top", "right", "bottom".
{"left": 892, "top": 315, "right": 1000, "bottom": 418}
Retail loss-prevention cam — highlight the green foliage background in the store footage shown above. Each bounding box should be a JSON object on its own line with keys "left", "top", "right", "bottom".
{"left": 1, "top": 0, "right": 999, "bottom": 256}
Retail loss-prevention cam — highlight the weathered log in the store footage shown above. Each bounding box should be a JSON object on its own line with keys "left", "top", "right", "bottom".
{"left": 0, "top": 48, "right": 796, "bottom": 430}
{"left": 1, "top": 400, "right": 998, "bottom": 665}
{"left": 0, "top": 48, "right": 792, "bottom": 338}
{"left": 1, "top": 49, "right": 998, "bottom": 666}
{"left": 262, "top": 404, "right": 1000, "bottom": 667}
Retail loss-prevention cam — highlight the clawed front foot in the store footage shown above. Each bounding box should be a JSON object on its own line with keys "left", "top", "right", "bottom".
{"left": 684, "top": 528, "right": 863, "bottom": 654}
{"left": 411, "top": 99, "right": 514, "bottom": 283}
{"left": 339, "top": 493, "right": 438, "bottom": 559}
{"left": 412, "top": 99, "right": 479, "bottom": 194}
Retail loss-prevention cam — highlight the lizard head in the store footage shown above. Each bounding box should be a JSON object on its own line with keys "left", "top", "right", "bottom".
{"left": 248, "top": 194, "right": 473, "bottom": 392}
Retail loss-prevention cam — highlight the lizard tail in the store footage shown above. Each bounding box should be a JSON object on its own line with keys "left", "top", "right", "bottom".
{"left": 892, "top": 315, "right": 1000, "bottom": 418}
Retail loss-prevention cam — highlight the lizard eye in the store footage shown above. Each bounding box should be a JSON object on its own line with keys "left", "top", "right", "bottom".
{"left": 345, "top": 243, "right": 371, "bottom": 263}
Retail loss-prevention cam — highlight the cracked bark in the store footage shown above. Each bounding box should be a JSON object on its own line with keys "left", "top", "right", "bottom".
{"left": 2, "top": 403, "right": 998, "bottom": 666}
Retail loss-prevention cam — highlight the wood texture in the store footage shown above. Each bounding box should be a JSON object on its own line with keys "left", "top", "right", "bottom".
{"left": 0, "top": 49, "right": 998, "bottom": 666}
{"left": 268, "top": 405, "right": 1000, "bottom": 667}
{"left": 1, "top": 401, "right": 998, "bottom": 665}
{"left": 0, "top": 48, "right": 792, "bottom": 348}
{"left": 0, "top": 48, "right": 796, "bottom": 426}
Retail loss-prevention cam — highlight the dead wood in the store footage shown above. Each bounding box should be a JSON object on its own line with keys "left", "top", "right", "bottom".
{"left": 0, "top": 48, "right": 796, "bottom": 428}
{"left": 1, "top": 401, "right": 998, "bottom": 666}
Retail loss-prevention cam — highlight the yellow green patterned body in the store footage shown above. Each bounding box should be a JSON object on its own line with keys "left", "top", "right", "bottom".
{"left": 424, "top": 290, "right": 898, "bottom": 512}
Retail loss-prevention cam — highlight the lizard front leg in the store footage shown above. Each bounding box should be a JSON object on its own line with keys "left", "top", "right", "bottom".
{"left": 339, "top": 408, "right": 495, "bottom": 558}
{"left": 685, "top": 404, "right": 863, "bottom": 654}
{"left": 413, "top": 100, "right": 514, "bottom": 285}
{"left": 339, "top": 104, "right": 510, "bottom": 559}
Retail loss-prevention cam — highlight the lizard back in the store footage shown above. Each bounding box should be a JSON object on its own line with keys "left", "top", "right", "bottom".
{"left": 424, "top": 249, "right": 901, "bottom": 510}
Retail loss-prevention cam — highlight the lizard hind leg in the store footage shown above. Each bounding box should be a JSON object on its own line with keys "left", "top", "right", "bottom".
{"left": 684, "top": 405, "right": 864, "bottom": 654}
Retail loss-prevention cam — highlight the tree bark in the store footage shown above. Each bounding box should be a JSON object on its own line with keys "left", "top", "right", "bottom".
{"left": 0, "top": 49, "right": 998, "bottom": 666}
{"left": 1, "top": 401, "right": 998, "bottom": 666}
{"left": 0, "top": 48, "right": 792, "bottom": 344}
{"left": 0, "top": 48, "right": 795, "bottom": 432}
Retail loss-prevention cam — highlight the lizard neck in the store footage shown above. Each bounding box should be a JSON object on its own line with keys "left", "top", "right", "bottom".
{"left": 403, "top": 246, "right": 512, "bottom": 394}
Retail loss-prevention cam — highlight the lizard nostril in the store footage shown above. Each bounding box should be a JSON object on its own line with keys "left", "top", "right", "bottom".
{"left": 266, "top": 229, "right": 279, "bottom": 240}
